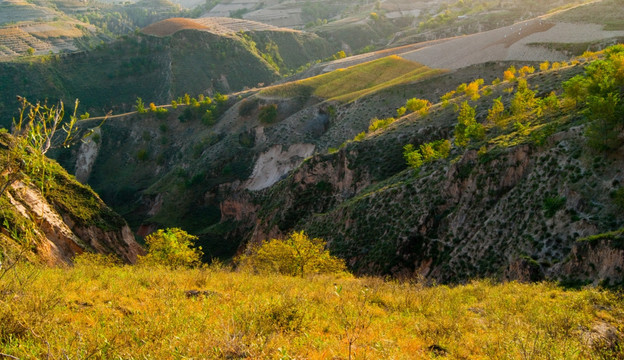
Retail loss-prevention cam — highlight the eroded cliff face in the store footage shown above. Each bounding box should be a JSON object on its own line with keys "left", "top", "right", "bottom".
{"left": 0, "top": 140, "right": 144, "bottom": 265}
{"left": 3, "top": 178, "right": 143, "bottom": 265}
{"left": 74, "top": 128, "right": 101, "bottom": 184}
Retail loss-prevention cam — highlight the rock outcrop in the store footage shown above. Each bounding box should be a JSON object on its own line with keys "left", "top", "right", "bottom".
{"left": 0, "top": 135, "right": 143, "bottom": 265}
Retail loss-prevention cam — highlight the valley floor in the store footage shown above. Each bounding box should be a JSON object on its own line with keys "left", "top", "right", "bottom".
{"left": 1, "top": 259, "right": 622, "bottom": 359}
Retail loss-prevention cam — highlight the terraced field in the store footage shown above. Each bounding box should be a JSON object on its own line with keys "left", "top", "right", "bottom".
{"left": 0, "top": 27, "right": 51, "bottom": 56}
{"left": 260, "top": 55, "right": 446, "bottom": 102}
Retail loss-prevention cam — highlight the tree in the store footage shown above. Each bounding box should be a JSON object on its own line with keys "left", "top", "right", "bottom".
{"left": 139, "top": 228, "right": 203, "bottom": 268}
{"left": 404, "top": 139, "right": 451, "bottom": 171}
{"left": 510, "top": 78, "right": 537, "bottom": 118}
{"left": 465, "top": 79, "right": 484, "bottom": 100}
{"left": 238, "top": 231, "right": 346, "bottom": 277}
{"left": 259, "top": 104, "right": 278, "bottom": 124}
{"left": 396, "top": 106, "right": 407, "bottom": 117}
{"left": 585, "top": 93, "right": 622, "bottom": 151}
{"left": 487, "top": 97, "right": 505, "bottom": 126}
{"left": 1, "top": 97, "right": 102, "bottom": 199}
{"left": 440, "top": 90, "right": 455, "bottom": 108}
{"left": 405, "top": 98, "right": 431, "bottom": 115}
{"left": 135, "top": 97, "right": 146, "bottom": 114}
{"left": 503, "top": 70, "right": 515, "bottom": 82}
{"left": 518, "top": 65, "right": 535, "bottom": 77}
{"left": 454, "top": 101, "right": 479, "bottom": 147}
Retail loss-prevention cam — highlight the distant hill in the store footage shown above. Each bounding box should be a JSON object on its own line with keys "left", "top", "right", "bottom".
{"left": 0, "top": 23, "right": 336, "bottom": 127}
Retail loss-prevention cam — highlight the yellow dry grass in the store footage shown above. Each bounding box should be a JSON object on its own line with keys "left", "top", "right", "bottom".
{"left": 1, "top": 258, "right": 622, "bottom": 359}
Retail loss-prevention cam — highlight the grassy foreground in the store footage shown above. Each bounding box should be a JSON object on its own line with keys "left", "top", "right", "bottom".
{"left": 1, "top": 260, "right": 623, "bottom": 359}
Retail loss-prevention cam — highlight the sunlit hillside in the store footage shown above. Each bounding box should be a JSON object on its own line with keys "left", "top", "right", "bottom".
{"left": 260, "top": 55, "right": 446, "bottom": 102}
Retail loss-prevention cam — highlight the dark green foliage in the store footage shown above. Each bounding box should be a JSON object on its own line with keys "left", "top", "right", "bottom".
{"left": 259, "top": 104, "right": 278, "bottom": 124}
{"left": 201, "top": 110, "right": 214, "bottom": 126}
{"left": 577, "top": 228, "right": 624, "bottom": 250}
{"left": 542, "top": 196, "right": 566, "bottom": 218}
{"left": 0, "top": 28, "right": 334, "bottom": 126}
{"left": 403, "top": 139, "right": 451, "bottom": 171}
{"left": 585, "top": 93, "right": 622, "bottom": 151}
{"left": 613, "top": 187, "right": 624, "bottom": 210}
{"left": 562, "top": 45, "right": 624, "bottom": 151}
{"left": 137, "top": 148, "right": 148, "bottom": 161}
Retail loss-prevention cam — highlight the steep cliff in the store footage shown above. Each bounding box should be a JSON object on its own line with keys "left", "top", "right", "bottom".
{"left": 0, "top": 133, "right": 143, "bottom": 265}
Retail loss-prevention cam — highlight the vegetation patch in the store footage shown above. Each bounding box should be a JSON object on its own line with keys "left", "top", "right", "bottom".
{"left": 260, "top": 56, "right": 446, "bottom": 102}
{"left": 0, "top": 260, "right": 622, "bottom": 359}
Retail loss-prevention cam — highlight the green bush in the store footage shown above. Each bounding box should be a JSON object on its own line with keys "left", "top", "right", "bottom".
{"left": 137, "top": 148, "right": 148, "bottom": 161}
{"left": 404, "top": 139, "right": 451, "bottom": 171}
{"left": 543, "top": 196, "right": 566, "bottom": 218}
{"left": 238, "top": 231, "right": 346, "bottom": 277}
{"left": 259, "top": 104, "right": 278, "bottom": 124}
{"left": 405, "top": 98, "right": 431, "bottom": 115}
{"left": 139, "top": 228, "right": 203, "bottom": 268}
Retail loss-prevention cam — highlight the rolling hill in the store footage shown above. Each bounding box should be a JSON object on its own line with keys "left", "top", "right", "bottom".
{"left": 0, "top": 19, "right": 337, "bottom": 128}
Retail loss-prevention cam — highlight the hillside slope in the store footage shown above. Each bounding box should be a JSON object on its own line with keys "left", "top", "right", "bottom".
{"left": 0, "top": 132, "right": 143, "bottom": 265}
{"left": 54, "top": 54, "right": 476, "bottom": 260}
{"left": 0, "top": 24, "right": 336, "bottom": 128}
{"left": 240, "top": 48, "right": 624, "bottom": 284}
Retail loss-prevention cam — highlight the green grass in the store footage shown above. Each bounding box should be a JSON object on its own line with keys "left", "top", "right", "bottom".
{"left": 260, "top": 55, "right": 446, "bottom": 102}
{"left": 1, "top": 260, "right": 622, "bottom": 359}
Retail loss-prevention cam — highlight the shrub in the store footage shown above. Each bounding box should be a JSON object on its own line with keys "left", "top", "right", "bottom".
{"left": 137, "top": 148, "right": 148, "bottom": 161}
{"left": 396, "top": 106, "right": 407, "bottom": 117}
{"left": 454, "top": 101, "right": 483, "bottom": 146}
{"left": 404, "top": 139, "right": 451, "bottom": 171}
{"left": 238, "top": 231, "right": 346, "bottom": 277}
{"left": 353, "top": 132, "right": 366, "bottom": 141}
{"left": 464, "top": 79, "right": 484, "bottom": 100}
{"left": 543, "top": 196, "right": 566, "bottom": 218}
{"left": 201, "top": 110, "right": 215, "bottom": 126}
{"left": 139, "top": 228, "right": 203, "bottom": 268}
{"left": 368, "top": 117, "right": 395, "bottom": 132}
{"left": 405, "top": 98, "right": 431, "bottom": 115}
{"left": 259, "top": 104, "right": 278, "bottom": 124}
{"left": 487, "top": 97, "right": 505, "bottom": 125}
